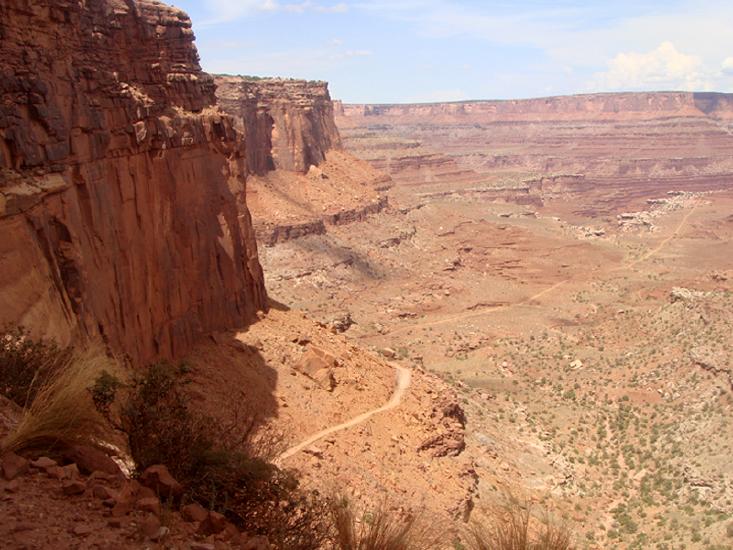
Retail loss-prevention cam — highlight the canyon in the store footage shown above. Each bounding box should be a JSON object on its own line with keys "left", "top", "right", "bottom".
{"left": 261, "top": 93, "right": 733, "bottom": 548}
{"left": 0, "top": 0, "right": 732, "bottom": 549}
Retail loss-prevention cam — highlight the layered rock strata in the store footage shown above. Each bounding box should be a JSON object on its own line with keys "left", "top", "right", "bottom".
{"left": 0, "top": 0, "right": 267, "bottom": 364}
{"left": 336, "top": 92, "right": 733, "bottom": 207}
{"left": 215, "top": 76, "right": 342, "bottom": 174}
{"left": 215, "top": 76, "right": 390, "bottom": 244}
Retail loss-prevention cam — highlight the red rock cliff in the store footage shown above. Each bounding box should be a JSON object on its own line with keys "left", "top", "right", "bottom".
{"left": 0, "top": 0, "right": 267, "bottom": 364}
{"left": 214, "top": 76, "right": 342, "bottom": 174}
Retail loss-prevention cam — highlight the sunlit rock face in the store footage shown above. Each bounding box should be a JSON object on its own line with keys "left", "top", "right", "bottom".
{"left": 0, "top": 0, "right": 267, "bottom": 364}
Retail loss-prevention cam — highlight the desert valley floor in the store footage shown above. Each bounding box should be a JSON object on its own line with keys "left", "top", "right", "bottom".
{"left": 257, "top": 99, "right": 733, "bottom": 549}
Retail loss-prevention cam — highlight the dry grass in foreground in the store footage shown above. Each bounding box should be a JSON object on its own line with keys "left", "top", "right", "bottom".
{"left": 330, "top": 497, "right": 445, "bottom": 550}
{"left": 465, "top": 499, "right": 573, "bottom": 550}
{"left": 1, "top": 347, "right": 113, "bottom": 455}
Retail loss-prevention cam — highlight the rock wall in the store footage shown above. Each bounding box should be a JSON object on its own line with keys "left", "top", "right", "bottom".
{"left": 0, "top": 0, "right": 267, "bottom": 364}
{"left": 215, "top": 76, "right": 342, "bottom": 174}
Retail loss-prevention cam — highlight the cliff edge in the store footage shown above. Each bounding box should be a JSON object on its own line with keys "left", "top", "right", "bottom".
{"left": 215, "top": 76, "right": 391, "bottom": 245}
{"left": 0, "top": 0, "right": 267, "bottom": 364}
{"left": 215, "top": 76, "right": 342, "bottom": 174}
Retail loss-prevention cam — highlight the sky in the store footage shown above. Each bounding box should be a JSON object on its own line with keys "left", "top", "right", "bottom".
{"left": 172, "top": 0, "right": 733, "bottom": 103}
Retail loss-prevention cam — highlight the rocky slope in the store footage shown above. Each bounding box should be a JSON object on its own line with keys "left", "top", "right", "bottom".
{"left": 215, "top": 76, "right": 391, "bottom": 245}
{"left": 0, "top": 0, "right": 267, "bottom": 364}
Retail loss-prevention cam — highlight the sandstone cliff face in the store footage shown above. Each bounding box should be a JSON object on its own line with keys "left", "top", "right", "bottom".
{"left": 215, "top": 76, "right": 342, "bottom": 174}
{"left": 213, "top": 76, "right": 389, "bottom": 245}
{"left": 0, "top": 0, "right": 267, "bottom": 364}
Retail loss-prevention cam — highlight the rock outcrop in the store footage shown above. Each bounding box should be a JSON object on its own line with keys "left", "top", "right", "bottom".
{"left": 0, "top": 0, "right": 267, "bottom": 364}
{"left": 214, "top": 76, "right": 342, "bottom": 174}
{"left": 214, "top": 76, "right": 390, "bottom": 245}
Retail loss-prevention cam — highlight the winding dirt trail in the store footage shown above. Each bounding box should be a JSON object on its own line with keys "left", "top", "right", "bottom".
{"left": 275, "top": 201, "right": 698, "bottom": 464}
{"left": 276, "top": 363, "right": 412, "bottom": 464}
{"left": 378, "top": 200, "right": 698, "bottom": 337}
{"left": 384, "top": 279, "right": 570, "bottom": 336}
{"left": 624, "top": 200, "right": 698, "bottom": 269}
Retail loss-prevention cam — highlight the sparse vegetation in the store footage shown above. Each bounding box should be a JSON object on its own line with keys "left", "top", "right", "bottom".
{"left": 1, "top": 344, "right": 113, "bottom": 455}
{"left": 465, "top": 500, "right": 573, "bottom": 550}
{"left": 330, "top": 497, "right": 444, "bottom": 550}
{"left": 0, "top": 327, "right": 71, "bottom": 408}
{"left": 118, "top": 362, "right": 332, "bottom": 549}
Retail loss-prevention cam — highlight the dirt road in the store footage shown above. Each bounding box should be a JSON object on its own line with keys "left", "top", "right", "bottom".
{"left": 276, "top": 363, "right": 411, "bottom": 464}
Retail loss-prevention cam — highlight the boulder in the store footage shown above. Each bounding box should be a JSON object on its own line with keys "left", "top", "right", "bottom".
{"left": 139, "top": 465, "right": 183, "bottom": 498}
{"left": 137, "top": 496, "right": 161, "bottom": 516}
{"left": 293, "top": 346, "right": 339, "bottom": 390}
{"left": 61, "top": 480, "right": 86, "bottom": 495}
{"left": 328, "top": 312, "right": 355, "bottom": 333}
{"left": 140, "top": 514, "right": 163, "bottom": 540}
{"left": 197, "top": 511, "right": 228, "bottom": 535}
{"left": 416, "top": 431, "right": 466, "bottom": 458}
{"left": 181, "top": 502, "right": 208, "bottom": 523}
{"left": 46, "top": 466, "right": 67, "bottom": 480}
{"left": 30, "top": 457, "right": 57, "bottom": 470}
{"left": 1, "top": 452, "right": 29, "bottom": 481}
{"left": 61, "top": 445, "right": 122, "bottom": 476}
{"left": 92, "top": 484, "right": 118, "bottom": 501}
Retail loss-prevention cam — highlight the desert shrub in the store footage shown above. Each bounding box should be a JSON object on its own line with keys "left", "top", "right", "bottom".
{"left": 0, "top": 327, "right": 71, "bottom": 407}
{"left": 120, "top": 362, "right": 209, "bottom": 475}
{"left": 90, "top": 370, "right": 122, "bottom": 420}
{"left": 465, "top": 499, "right": 573, "bottom": 550}
{"left": 2, "top": 348, "right": 112, "bottom": 455}
{"left": 120, "top": 362, "right": 331, "bottom": 549}
{"left": 330, "top": 497, "right": 444, "bottom": 550}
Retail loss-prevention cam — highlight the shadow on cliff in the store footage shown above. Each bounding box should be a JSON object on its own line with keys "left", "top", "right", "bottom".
{"left": 291, "top": 234, "right": 384, "bottom": 280}
{"left": 185, "top": 333, "right": 280, "bottom": 443}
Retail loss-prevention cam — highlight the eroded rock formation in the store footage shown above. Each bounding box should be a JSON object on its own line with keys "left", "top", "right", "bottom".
{"left": 336, "top": 92, "right": 733, "bottom": 123}
{"left": 0, "top": 0, "right": 267, "bottom": 364}
{"left": 215, "top": 76, "right": 342, "bottom": 174}
{"left": 214, "top": 76, "right": 390, "bottom": 245}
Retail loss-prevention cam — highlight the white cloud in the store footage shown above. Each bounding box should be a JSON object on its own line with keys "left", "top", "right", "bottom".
{"left": 590, "top": 42, "right": 709, "bottom": 91}
{"left": 355, "top": 0, "right": 733, "bottom": 95}
{"left": 723, "top": 57, "right": 733, "bottom": 76}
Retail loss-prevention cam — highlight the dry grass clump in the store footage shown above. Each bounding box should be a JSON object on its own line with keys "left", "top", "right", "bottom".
{"left": 1, "top": 348, "right": 114, "bottom": 455}
{"left": 330, "top": 497, "right": 445, "bottom": 550}
{"left": 465, "top": 499, "right": 573, "bottom": 550}
{"left": 0, "top": 326, "right": 71, "bottom": 408}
